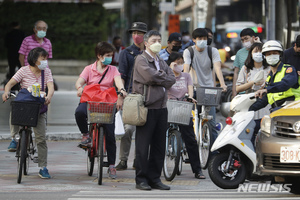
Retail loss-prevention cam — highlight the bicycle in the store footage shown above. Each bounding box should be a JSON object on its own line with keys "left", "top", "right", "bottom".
{"left": 163, "top": 99, "right": 193, "bottom": 181}
{"left": 194, "top": 86, "right": 223, "bottom": 169}
{"left": 6, "top": 94, "right": 41, "bottom": 184}
{"left": 83, "top": 101, "right": 116, "bottom": 185}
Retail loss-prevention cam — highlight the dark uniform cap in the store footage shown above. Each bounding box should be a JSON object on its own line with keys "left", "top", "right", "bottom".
{"left": 168, "top": 32, "right": 182, "bottom": 42}
{"left": 128, "top": 22, "right": 148, "bottom": 33}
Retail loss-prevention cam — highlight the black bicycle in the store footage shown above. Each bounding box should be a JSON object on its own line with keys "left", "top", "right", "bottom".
{"left": 8, "top": 97, "right": 41, "bottom": 183}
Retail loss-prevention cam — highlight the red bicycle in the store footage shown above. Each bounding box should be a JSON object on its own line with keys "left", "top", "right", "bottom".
{"left": 85, "top": 101, "right": 116, "bottom": 185}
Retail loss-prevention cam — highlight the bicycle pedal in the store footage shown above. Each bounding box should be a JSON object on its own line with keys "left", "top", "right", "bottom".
{"left": 33, "top": 156, "right": 39, "bottom": 163}
{"left": 77, "top": 144, "right": 89, "bottom": 149}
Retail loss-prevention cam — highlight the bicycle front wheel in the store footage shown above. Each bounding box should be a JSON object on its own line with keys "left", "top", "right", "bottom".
{"left": 97, "top": 127, "right": 104, "bottom": 185}
{"left": 163, "top": 130, "right": 181, "bottom": 181}
{"left": 199, "top": 121, "right": 213, "bottom": 169}
{"left": 17, "top": 130, "right": 28, "bottom": 183}
{"left": 87, "top": 124, "right": 96, "bottom": 176}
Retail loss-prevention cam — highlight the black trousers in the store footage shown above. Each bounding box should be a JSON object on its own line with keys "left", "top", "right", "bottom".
{"left": 75, "top": 102, "right": 116, "bottom": 165}
{"left": 179, "top": 117, "right": 201, "bottom": 173}
{"left": 135, "top": 108, "right": 168, "bottom": 184}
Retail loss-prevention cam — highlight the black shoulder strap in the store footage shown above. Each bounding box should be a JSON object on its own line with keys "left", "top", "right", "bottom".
{"left": 207, "top": 46, "right": 213, "bottom": 70}
{"left": 188, "top": 46, "right": 194, "bottom": 70}
{"left": 98, "top": 66, "right": 109, "bottom": 84}
{"left": 41, "top": 70, "right": 45, "bottom": 91}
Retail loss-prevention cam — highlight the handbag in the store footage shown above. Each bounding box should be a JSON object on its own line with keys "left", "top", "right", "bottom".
{"left": 122, "top": 55, "right": 148, "bottom": 126}
{"left": 80, "top": 66, "right": 117, "bottom": 103}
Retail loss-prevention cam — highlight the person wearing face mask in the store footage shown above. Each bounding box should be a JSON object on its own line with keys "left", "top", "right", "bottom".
{"left": 133, "top": 30, "right": 176, "bottom": 190}
{"left": 18, "top": 20, "right": 52, "bottom": 67}
{"left": 283, "top": 35, "right": 300, "bottom": 75}
{"left": 181, "top": 31, "right": 194, "bottom": 51}
{"left": 249, "top": 40, "right": 300, "bottom": 113}
{"left": 159, "top": 32, "right": 183, "bottom": 61}
{"left": 167, "top": 52, "right": 206, "bottom": 179}
{"left": 232, "top": 28, "right": 261, "bottom": 98}
{"left": 111, "top": 36, "right": 125, "bottom": 66}
{"left": 75, "top": 42, "right": 127, "bottom": 179}
{"left": 116, "top": 22, "right": 147, "bottom": 171}
{"left": 236, "top": 42, "right": 271, "bottom": 143}
{"left": 3, "top": 47, "right": 54, "bottom": 179}
{"left": 183, "top": 28, "right": 227, "bottom": 143}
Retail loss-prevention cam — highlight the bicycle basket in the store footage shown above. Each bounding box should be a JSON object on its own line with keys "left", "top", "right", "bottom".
{"left": 11, "top": 101, "right": 41, "bottom": 127}
{"left": 196, "top": 86, "right": 222, "bottom": 106}
{"left": 167, "top": 100, "right": 193, "bottom": 125}
{"left": 87, "top": 101, "right": 117, "bottom": 124}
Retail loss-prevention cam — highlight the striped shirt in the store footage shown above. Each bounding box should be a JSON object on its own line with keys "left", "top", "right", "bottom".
{"left": 18, "top": 34, "right": 53, "bottom": 66}
{"left": 12, "top": 66, "right": 53, "bottom": 90}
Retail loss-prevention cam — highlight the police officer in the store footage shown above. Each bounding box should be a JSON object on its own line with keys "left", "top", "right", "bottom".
{"left": 250, "top": 40, "right": 300, "bottom": 112}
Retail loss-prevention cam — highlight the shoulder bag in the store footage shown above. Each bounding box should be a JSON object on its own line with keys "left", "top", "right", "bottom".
{"left": 122, "top": 55, "right": 148, "bottom": 126}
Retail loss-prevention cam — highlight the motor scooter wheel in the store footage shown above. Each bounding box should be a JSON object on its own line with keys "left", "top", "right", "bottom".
{"left": 208, "top": 152, "right": 246, "bottom": 189}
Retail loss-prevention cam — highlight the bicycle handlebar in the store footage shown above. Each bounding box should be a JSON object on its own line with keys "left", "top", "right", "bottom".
{"left": 3, "top": 93, "right": 16, "bottom": 103}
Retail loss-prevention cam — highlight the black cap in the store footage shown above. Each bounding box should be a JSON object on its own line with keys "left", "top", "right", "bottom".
{"left": 128, "top": 22, "right": 147, "bottom": 33}
{"left": 168, "top": 32, "right": 182, "bottom": 42}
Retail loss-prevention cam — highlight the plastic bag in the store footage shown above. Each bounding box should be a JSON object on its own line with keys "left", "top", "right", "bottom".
{"left": 114, "top": 111, "right": 125, "bottom": 136}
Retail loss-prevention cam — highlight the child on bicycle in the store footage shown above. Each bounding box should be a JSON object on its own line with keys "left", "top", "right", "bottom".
{"left": 167, "top": 52, "right": 205, "bottom": 179}
{"left": 75, "top": 42, "right": 127, "bottom": 179}
{"left": 2, "top": 47, "right": 54, "bottom": 179}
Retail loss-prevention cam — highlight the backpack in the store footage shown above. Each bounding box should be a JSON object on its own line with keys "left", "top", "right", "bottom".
{"left": 187, "top": 46, "right": 213, "bottom": 71}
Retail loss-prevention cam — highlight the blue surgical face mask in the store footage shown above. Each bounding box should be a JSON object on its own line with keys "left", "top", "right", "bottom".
{"left": 37, "top": 30, "right": 46, "bottom": 38}
{"left": 37, "top": 60, "right": 48, "bottom": 70}
{"left": 102, "top": 57, "right": 112, "bottom": 65}
{"left": 196, "top": 40, "right": 207, "bottom": 49}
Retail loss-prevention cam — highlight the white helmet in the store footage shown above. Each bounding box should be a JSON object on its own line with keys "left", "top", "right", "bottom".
{"left": 262, "top": 40, "right": 283, "bottom": 54}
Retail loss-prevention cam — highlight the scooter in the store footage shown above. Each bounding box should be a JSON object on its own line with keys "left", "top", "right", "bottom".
{"left": 207, "top": 93, "right": 258, "bottom": 189}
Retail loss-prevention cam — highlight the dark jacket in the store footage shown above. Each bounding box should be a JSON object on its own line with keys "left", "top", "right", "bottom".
{"left": 132, "top": 51, "right": 176, "bottom": 109}
{"left": 118, "top": 43, "right": 142, "bottom": 92}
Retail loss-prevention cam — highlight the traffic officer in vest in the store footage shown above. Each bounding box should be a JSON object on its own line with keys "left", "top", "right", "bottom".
{"left": 249, "top": 40, "right": 300, "bottom": 112}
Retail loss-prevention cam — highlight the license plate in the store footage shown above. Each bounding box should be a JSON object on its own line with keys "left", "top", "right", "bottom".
{"left": 280, "top": 146, "right": 300, "bottom": 163}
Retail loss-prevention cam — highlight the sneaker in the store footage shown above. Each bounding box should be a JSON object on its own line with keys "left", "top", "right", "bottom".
{"left": 39, "top": 167, "right": 51, "bottom": 179}
{"left": 115, "top": 161, "right": 127, "bottom": 171}
{"left": 8, "top": 139, "right": 18, "bottom": 152}
{"left": 108, "top": 167, "right": 117, "bottom": 179}
{"left": 78, "top": 134, "right": 91, "bottom": 146}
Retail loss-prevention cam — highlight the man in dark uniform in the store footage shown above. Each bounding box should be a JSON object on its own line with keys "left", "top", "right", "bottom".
{"left": 4, "top": 22, "right": 25, "bottom": 79}
{"left": 116, "top": 22, "right": 147, "bottom": 170}
{"left": 282, "top": 34, "right": 300, "bottom": 76}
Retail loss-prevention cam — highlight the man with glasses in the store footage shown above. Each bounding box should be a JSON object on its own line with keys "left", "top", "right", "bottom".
{"left": 116, "top": 22, "right": 147, "bottom": 171}
{"left": 18, "top": 20, "right": 52, "bottom": 67}
{"left": 232, "top": 28, "right": 260, "bottom": 98}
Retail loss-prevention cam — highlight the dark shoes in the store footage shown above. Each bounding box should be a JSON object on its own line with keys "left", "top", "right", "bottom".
{"left": 116, "top": 161, "right": 127, "bottom": 171}
{"left": 195, "top": 170, "right": 206, "bottom": 179}
{"left": 136, "top": 182, "right": 151, "bottom": 190}
{"left": 150, "top": 182, "right": 170, "bottom": 190}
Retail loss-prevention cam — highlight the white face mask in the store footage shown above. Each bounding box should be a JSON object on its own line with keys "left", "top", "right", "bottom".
{"left": 252, "top": 52, "right": 263, "bottom": 63}
{"left": 182, "top": 36, "right": 190, "bottom": 42}
{"left": 243, "top": 41, "right": 252, "bottom": 49}
{"left": 173, "top": 64, "right": 183, "bottom": 73}
{"left": 37, "top": 60, "right": 48, "bottom": 70}
{"left": 149, "top": 42, "right": 162, "bottom": 54}
{"left": 266, "top": 54, "right": 280, "bottom": 66}
{"left": 196, "top": 40, "right": 207, "bottom": 49}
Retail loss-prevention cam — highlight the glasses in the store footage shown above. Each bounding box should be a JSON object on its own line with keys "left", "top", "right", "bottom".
{"left": 36, "top": 26, "right": 47, "bottom": 31}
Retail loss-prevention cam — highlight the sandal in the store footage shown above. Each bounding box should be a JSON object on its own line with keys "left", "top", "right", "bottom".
{"left": 195, "top": 171, "right": 206, "bottom": 179}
